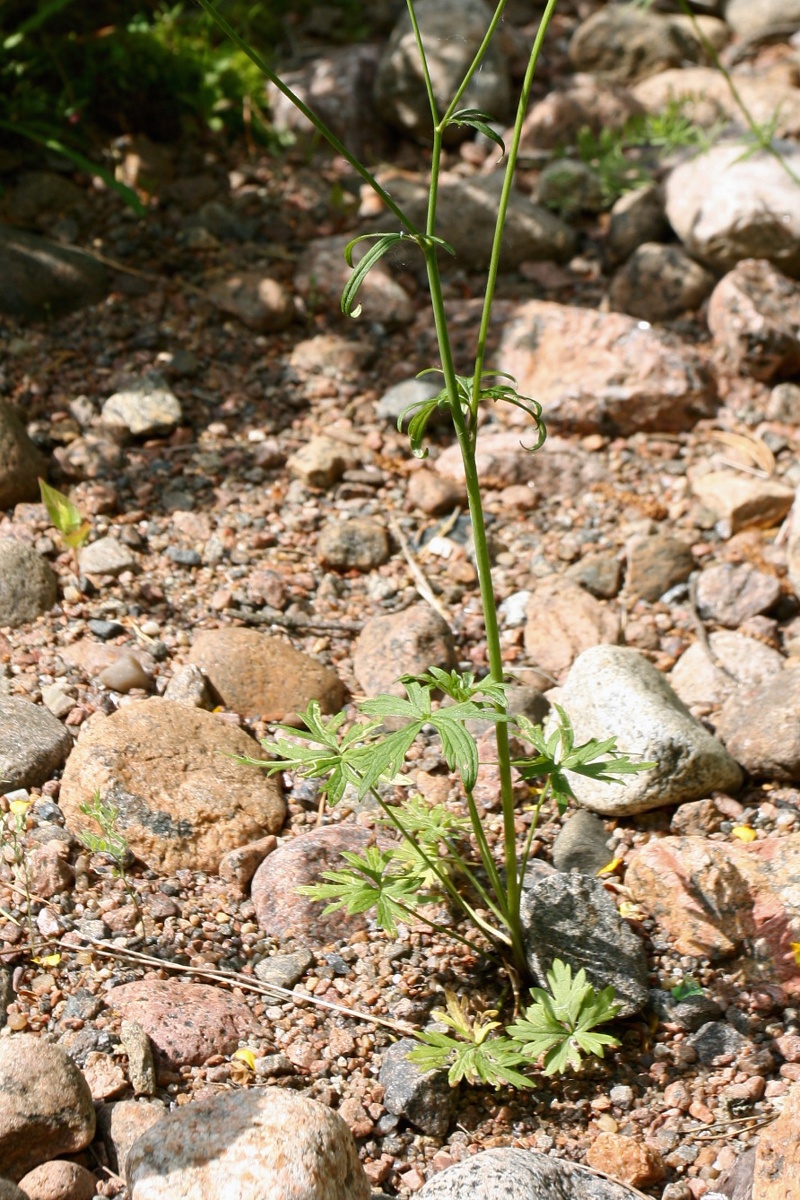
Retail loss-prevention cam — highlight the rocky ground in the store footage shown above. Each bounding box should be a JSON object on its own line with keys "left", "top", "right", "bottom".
{"left": 3, "top": 1, "right": 800, "bottom": 1198}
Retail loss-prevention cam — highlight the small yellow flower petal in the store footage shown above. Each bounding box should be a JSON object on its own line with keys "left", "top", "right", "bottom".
{"left": 732, "top": 826, "right": 757, "bottom": 843}
{"left": 232, "top": 1048, "right": 256, "bottom": 1071}
{"left": 790, "top": 943, "right": 800, "bottom": 968}
{"left": 597, "top": 857, "right": 624, "bottom": 876}
{"left": 619, "top": 901, "right": 646, "bottom": 920}
{"left": 8, "top": 799, "right": 32, "bottom": 817}
{"left": 33, "top": 953, "right": 61, "bottom": 967}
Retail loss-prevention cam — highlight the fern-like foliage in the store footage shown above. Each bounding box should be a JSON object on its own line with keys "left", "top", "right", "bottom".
{"left": 507, "top": 960, "right": 621, "bottom": 1076}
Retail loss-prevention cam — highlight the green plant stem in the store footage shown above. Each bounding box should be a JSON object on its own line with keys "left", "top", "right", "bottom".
{"left": 676, "top": 0, "right": 800, "bottom": 189}
{"left": 441, "top": 0, "right": 509, "bottom": 124}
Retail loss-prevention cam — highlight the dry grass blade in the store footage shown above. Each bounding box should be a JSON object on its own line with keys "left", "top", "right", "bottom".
{"left": 713, "top": 430, "right": 775, "bottom": 475}
{"left": 388, "top": 513, "right": 451, "bottom": 623}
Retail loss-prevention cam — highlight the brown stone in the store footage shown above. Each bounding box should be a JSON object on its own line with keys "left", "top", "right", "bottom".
{"left": 96, "top": 1100, "right": 166, "bottom": 1176}
{"left": 691, "top": 471, "right": 794, "bottom": 538}
{"left": 625, "top": 533, "right": 694, "bottom": 602}
{"left": 499, "top": 301, "right": 717, "bottom": 436}
{"left": 586, "top": 1133, "right": 665, "bottom": 1188}
{"left": 106, "top": 979, "right": 257, "bottom": 1075}
{"left": 353, "top": 604, "right": 457, "bottom": 697}
{"left": 188, "top": 627, "right": 345, "bottom": 721}
{"left": 707, "top": 260, "right": 800, "bottom": 382}
{"left": 208, "top": 272, "right": 294, "bottom": 332}
{"left": 523, "top": 576, "right": 620, "bottom": 682}
{"left": 59, "top": 699, "right": 285, "bottom": 875}
{"left": 17, "top": 1161, "right": 97, "bottom": 1200}
{"left": 753, "top": 1082, "right": 800, "bottom": 1200}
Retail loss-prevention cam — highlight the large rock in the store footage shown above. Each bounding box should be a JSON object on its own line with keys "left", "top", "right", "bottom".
{"left": 374, "top": 0, "right": 510, "bottom": 142}
{"left": 0, "top": 696, "right": 73, "bottom": 794}
{"left": 690, "top": 470, "right": 794, "bottom": 538}
{"left": 665, "top": 143, "right": 800, "bottom": 277}
{"left": 0, "top": 539, "right": 57, "bottom": 626}
{"left": 669, "top": 631, "right": 784, "bottom": 710}
{"left": 523, "top": 576, "right": 620, "bottom": 683}
{"left": 0, "top": 1035, "right": 95, "bottom": 1182}
{"left": 379, "top": 1038, "right": 454, "bottom": 1137}
{"left": 0, "top": 400, "right": 47, "bottom": 511}
{"left": 0, "top": 227, "right": 108, "bottom": 321}
{"left": 626, "top": 834, "right": 800, "bottom": 985}
{"left": 125, "top": 1088, "right": 370, "bottom": 1200}
{"left": 418, "top": 1147, "right": 650, "bottom": 1199}
{"left": 106, "top": 979, "right": 257, "bottom": 1075}
{"left": 633, "top": 67, "right": 800, "bottom": 141}
{"left": 569, "top": 6, "right": 700, "bottom": 83}
{"left": 187, "top": 627, "right": 345, "bottom": 721}
{"left": 707, "top": 259, "right": 800, "bottom": 382}
{"left": 498, "top": 301, "right": 717, "bottom": 435}
{"left": 725, "top": 0, "right": 800, "bottom": 37}
{"left": 365, "top": 171, "right": 576, "bottom": 272}
{"left": 519, "top": 75, "right": 643, "bottom": 153}
{"left": 553, "top": 645, "right": 743, "bottom": 815}
{"left": 58, "top": 698, "right": 285, "bottom": 874}
{"left": 752, "top": 1082, "right": 800, "bottom": 1200}
{"left": 609, "top": 243, "right": 715, "bottom": 324}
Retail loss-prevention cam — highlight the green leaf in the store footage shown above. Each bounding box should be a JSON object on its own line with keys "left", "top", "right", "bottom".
{"left": 38, "top": 479, "right": 91, "bottom": 550}
{"left": 341, "top": 232, "right": 405, "bottom": 318}
{"left": 448, "top": 108, "right": 506, "bottom": 155}
{"left": 507, "top": 960, "right": 621, "bottom": 1076}
{"left": 297, "top": 846, "right": 418, "bottom": 936}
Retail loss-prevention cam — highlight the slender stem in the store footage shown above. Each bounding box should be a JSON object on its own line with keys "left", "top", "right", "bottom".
{"left": 406, "top": 0, "right": 439, "bottom": 129}
{"left": 194, "top": 0, "right": 422, "bottom": 234}
{"left": 441, "top": 0, "right": 509, "bottom": 124}
{"left": 472, "top": 0, "right": 560, "bottom": 400}
{"left": 464, "top": 788, "right": 507, "bottom": 915}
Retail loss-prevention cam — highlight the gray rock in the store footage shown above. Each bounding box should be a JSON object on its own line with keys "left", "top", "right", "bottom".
{"left": 0, "top": 696, "right": 73, "bottom": 794}
{"left": 707, "top": 259, "right": 800, "bottom": 382}
{"left": 609, "top": 243, "right": 716, "bottom": 323}
{"left": 716, "top": 668, "right": 800, "bottom": 779}
{"left": 163, "top": 664, "right": 215, "bottom": 710}
{"left": 287, "top": 436, "right": 354, "bottom": 490}
{"left": 126, "top": 1088, "right": 370, "bottom": 1200}
{"left": 418, "top": 1147, "right": 648, "bottom": 1199}
{"left": 97, "top": 651, "right": 153, "bottom": 693}
{"left": 552, "top": 810, "right": 612, "bottom": 876}
{"left": 208, "top": 272, "right": 294, "bottom": 333}
{"left": 665, "top": 143, "right": 800, "bottom": 276}
{"left": 555, "top": 645, "right": 743, "bottom": 815}
{"left": 78, "top": 537, "right": 138, "bottom": 577}
{"left": 102, "top": 378, "right": 182, "bottom": 438}
{"left": 566, "top": 551, "right": 622, "bottom": 600}
{"left": 535, "top": 159, "right": 606, "bottom": 216}
{"left": 521, "top": 872, "right": 649, "bottom": 1017}
{"left": 377, "top": 377, "right": 442, "bottom": 426}
{"left": 119, "top": 1021, "right": 157, "bottom": 1096}
{"left": 254, "top": 948, "right": 314, "bottom": 990}
{"left": 317, "top": 518, "right": 390, "bottom": 571}
{"left": 686, "top": 1021, "right": 754, "bottom": 1067}
{"left": 367, "top": 172, "right": 576, "bottom": 272}
{"left": 0, "top": 401, "right": 48, "bottom": 512}
{"left": 0, "top": 227, "right": 107, "bottom": 321}
{"left": 569, "top": 6, "right": 700, "bottom": 83}
{"left": 767, "top": 382, "right": 800, "bottom": 423}
{"left": 0, "top": 539, "right": 57, "bottom": 626}
{"left": 0, "top": 1179, "right": 28, "bottom": 1200}
{"left": 375, "top": 0, "right": 510, "bottom": 142}
{"left": 268, "top": 44, "right": 387, "bottom": 158}
{"left": 0, "top": 1034, "right": 96, "bottom": 1182}
{"left": 606, "top": 186, "right": 669, "bottom": 266}
{"left": 694, "top": 562, "right": 780, "bottom": 628}
{"left": 379, "top": 1037, "right": 454, "bottom": 1137}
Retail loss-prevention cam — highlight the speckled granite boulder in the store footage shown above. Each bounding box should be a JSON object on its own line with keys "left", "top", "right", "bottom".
{"left": 417, "top": 1147, "right": 648, "bottom": 1198}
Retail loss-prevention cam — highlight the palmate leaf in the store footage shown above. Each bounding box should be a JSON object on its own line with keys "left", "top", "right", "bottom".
{"left": 297, "top": 846, "right": 418, "bottom": 936}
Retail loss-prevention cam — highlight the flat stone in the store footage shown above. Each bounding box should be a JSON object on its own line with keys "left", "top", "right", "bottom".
{"left": 208, "top": 272, "right": 294, "bottom": 332}
{"left": 0, "top": 696, "right": 73, "bottom": 795}
{"left": 707, "top": 260, "right": 800, "bottom": 382}
{"left": 188, "top": 627, "right": 345, "bottom": 721}
{"left": 125, "top": 1087, "right": 370, "bottom": 1200}
{"left": 78, "top": 537, "right": 138, "bottom": 577}
{"left": 609, "top": 243, "right": 715, "bottom": 324}
{"left": 106, "top": 979, "right": 257, "bottom": 1075}
{"left": 669, "top": 631, "right": 784, "bottom": 710}
{"left": 0, "top": 539, "right": 57, "bottom": 627}
{"left": 0, "top": 401, "right": 48, "bottom": 510}
{"left": 691, "top": 471, "right": 794, "bottom": 538}
{"left": 554, "top": 645, "right": 742, "bottom": 815}
{"left": 317, "top": 518, "right": 390, "bottom": 571}
{"left": 287, "top": 436, "right": 355, "bottom": 489}
{"left": 379, "top": 1038, "right": 454, "bottom": 1137}
{"left": 499, "top": 301, "right": 717, "bottom": 436}
{"left": 253, "top": 947, "right": 313, "bottom": 990}
{"left": 58, "top": 698, "right": 285, "bottom": 874}
{"left": 0, "top": 1035, "right": 95, "bottom": 1182}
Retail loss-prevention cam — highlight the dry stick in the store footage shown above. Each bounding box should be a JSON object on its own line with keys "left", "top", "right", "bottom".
{"left": 55, "top": 934, "right": 418, "bottom": 1038}
{"left": 387, "top": 513, "right": 451, "bottom": 624}
{"left": 687, "top": 572, "right": 738, "bottom": 683}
